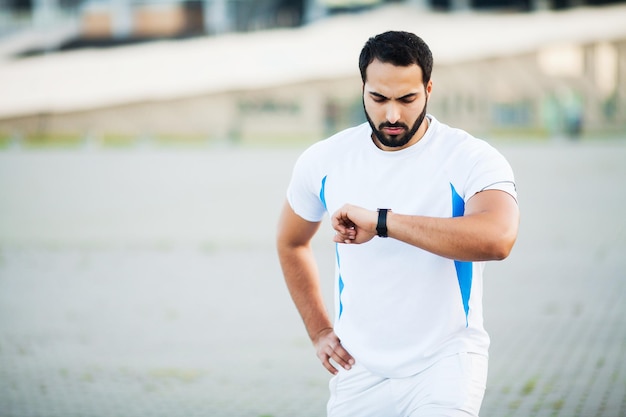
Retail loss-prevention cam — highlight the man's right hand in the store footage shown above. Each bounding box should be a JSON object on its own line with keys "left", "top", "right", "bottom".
{"left": 313, "top": 327, "right": 355, "bottom": 375}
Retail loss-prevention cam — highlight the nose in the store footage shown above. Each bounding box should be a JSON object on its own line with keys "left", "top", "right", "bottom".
{"left": 386, "top": 102, "right": 401, "bottom": 124}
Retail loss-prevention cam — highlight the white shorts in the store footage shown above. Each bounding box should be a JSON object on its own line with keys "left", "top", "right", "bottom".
{"left": 327, "top": 353, "right": 488, "bottom": 417}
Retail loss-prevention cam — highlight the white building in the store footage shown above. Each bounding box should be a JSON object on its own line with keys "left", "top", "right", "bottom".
{"left": 0, "top": 3, "right": 625, "bottom": 144}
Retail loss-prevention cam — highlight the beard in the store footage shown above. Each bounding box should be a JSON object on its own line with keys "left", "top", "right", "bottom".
{"left": 365, "top": 98, "right": 429, "bottom": 149}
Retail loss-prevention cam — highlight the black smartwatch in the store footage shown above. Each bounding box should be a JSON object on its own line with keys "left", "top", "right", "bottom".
{"left": 376, "top": 209, "right": 390, "bottom": 238}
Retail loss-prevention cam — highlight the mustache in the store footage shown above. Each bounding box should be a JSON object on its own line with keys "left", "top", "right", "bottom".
{"left": 379, "top": 122, "right": 409, "bottom": 129}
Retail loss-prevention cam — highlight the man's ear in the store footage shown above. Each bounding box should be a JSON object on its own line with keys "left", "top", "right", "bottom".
{"left": 426, "top": 80, "right": 433, "bottom": 95}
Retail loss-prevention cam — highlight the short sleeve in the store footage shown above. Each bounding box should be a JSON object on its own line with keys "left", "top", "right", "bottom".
{"left": 286, "top": 145, "right": 327, "bottom": 222}
{"left": 465, "top": 142, "right": 517, "bottom": 203}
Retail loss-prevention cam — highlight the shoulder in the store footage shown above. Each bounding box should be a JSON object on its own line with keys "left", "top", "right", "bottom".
{"left": 429, "top": 117, "right": 516, "bottom": 199}
{"left": 430, "top": 116, "right": 507, "bottom": 162}
{"left": 430, "top": 117, "right": 484, "bottom": 148}
{"left": 313, "top": 122, "right": 370, "bottom": 150}
{"left": 297, "top": 122, "right": 371, "bottom": 163}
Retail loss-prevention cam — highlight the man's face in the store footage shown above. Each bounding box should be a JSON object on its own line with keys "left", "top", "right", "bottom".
{"left": 363, "top": 59, "right": 432, "bottom": 150}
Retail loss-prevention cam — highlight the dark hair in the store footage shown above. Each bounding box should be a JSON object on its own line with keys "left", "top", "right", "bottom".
{"left": 358, "top": 31, "right": 433, "bottom": 87}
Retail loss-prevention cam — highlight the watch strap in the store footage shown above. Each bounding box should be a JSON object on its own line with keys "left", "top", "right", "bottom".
{"left": 376, "top": 209, "right": 390, "bottom": 238}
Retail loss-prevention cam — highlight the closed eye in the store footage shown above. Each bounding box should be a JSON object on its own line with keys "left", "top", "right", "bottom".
{"left": 368, "top": 92, "right": 418, "bottom": 104}
{"left": 398, "top": 93, "right": 418, "bottom": 103}
{"left": 369, "top": 93, "right": 388, "bottom": 103}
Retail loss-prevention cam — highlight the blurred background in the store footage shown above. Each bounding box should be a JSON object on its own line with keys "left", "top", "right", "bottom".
{"left": 0, "top": 0, "right": 625, "bottom": 144}
{"left": 0, "top": 1, "right": 625, "bottom": 417}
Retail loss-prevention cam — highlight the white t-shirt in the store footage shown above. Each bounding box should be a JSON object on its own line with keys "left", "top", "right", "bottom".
{"left": 286, "top": 115, "right": 517, "bottom": 378}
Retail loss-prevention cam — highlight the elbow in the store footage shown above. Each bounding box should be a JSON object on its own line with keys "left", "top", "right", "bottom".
{"left": 490, "top": 243, "right": 513, "bottom": 261}
{"left": 484, "top": 215, "right": 519, "bottom": 261}
{"left": 276, "top": 235, "right": 295, "bottom": 259}
{"left": 486, "top": 232, "right": 518, "bottom": 261}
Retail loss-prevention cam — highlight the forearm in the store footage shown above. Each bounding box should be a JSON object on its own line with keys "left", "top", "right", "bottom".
{"left": 332, "top": 191, "right": 519, "bottom": 262}
{"left": 277, "top": 244, "right": 333, "bottom": 341}
{"left": 387, "top": 211, "right": 516, "bottom": 261}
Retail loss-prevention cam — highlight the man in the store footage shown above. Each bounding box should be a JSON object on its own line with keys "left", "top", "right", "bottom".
{"left": 276, "top": 31, "right": 519, "bottom": 417}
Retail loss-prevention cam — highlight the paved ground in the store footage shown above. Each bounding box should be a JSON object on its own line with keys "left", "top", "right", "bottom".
{"left": 0, "top": 139, "right": 625, "bottom": 417}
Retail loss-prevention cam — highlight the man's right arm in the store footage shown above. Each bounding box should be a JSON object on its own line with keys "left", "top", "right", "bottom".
{"left": 276, "top": 200, "right": 355, "bottom": 375}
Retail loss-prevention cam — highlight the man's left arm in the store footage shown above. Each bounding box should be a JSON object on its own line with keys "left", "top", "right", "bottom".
{"left": 332, "top": 189, "right": 519, "bottom": 262}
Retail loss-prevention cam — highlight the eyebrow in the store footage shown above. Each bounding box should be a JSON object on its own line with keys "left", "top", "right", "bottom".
{"left": 368, "top": 91, "right": 418, "bottom": 101}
